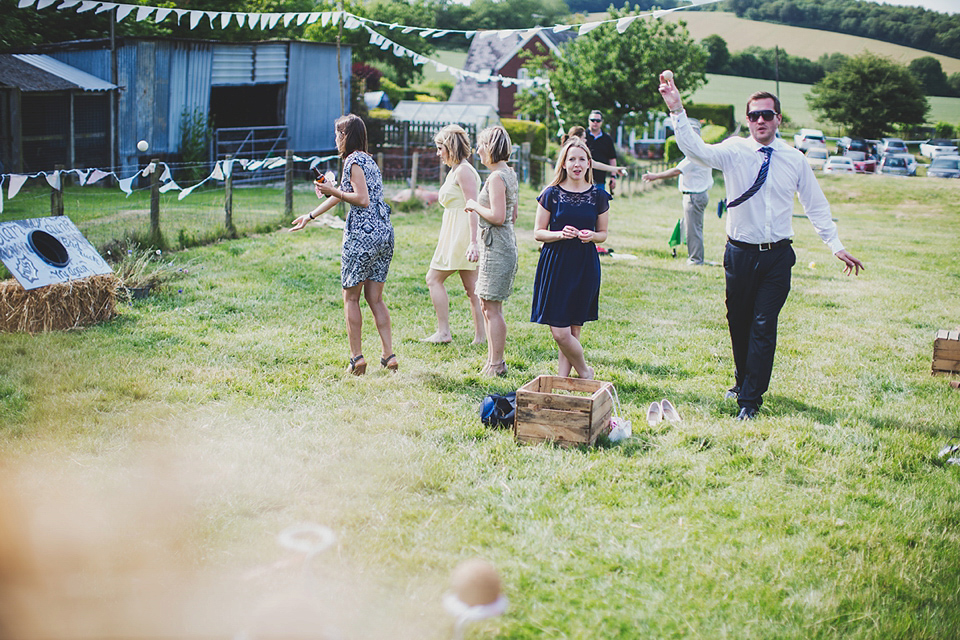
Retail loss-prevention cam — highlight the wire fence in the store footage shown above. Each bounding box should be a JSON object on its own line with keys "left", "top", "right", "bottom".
{"left": 0, "top": 150, "right": 672, "bottom": 257}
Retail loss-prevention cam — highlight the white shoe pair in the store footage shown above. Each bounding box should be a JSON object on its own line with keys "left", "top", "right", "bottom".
{"left": 647, "top": 399, "right": 681, "bottom": 426}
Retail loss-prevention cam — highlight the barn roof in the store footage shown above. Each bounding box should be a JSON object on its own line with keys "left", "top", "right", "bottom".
{"left": 448, "top": 29, "right": 574, "bottom": 108}
{"left": 0, "top": 54, "right": 117, "bottom": 92}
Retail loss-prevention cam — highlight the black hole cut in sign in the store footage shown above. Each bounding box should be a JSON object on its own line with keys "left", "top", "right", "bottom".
{"left": 27, "top": 230, "right": 70, "bottom": 268}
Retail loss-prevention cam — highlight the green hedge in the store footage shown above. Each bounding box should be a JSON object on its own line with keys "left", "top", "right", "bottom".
{"left": 664, "top": 124, "right": 729, "bottom": 164}
{"left": 501, "top": 118, "right": 548, "bottom": 184}
{"left": 686, "top": 102, "right": 736, "bottom": 131}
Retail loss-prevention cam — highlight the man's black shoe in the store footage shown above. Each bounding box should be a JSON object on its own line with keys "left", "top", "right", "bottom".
{"left": 736, "top": 407, "right": 757, "bottom": 421}
{"left": 724, "top": 385, "right": 740, "bottom": 400}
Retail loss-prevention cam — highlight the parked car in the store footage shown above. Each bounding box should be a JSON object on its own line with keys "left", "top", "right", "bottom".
{"left": 878, "top": 155, "right": 910, "bottom": 176}
{"left": 927, "top": 155, "right": 960, "bottom": 178}
{"left": 805, "top": 147, "right": 828, "bottom": 171}
{"left": 879, "top": 137, "right": 908, "bottom": 155}
{"left": 823, "top": 156, "right": 855, "bottom": 174}
{"left": 794, "top": 128, "right": 826, "bottom": 152}
{"left": 887, "top": 153, "right": 918, "bottom": 176}
{"left": 844, "top": 150, "right": 877, "bottom": 173}
{"left": 919, "top": 139, "right": 959, "bottom": 159}
{"left": 836, "top": 136, "right": 869, "bottom": 155}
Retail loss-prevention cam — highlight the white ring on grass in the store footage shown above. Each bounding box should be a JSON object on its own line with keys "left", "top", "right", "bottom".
{"left": 443, "top": 593, "right": 508, "bottom": 639}
{"left": 277, "top": 523, "right": 336, "bottom": 555}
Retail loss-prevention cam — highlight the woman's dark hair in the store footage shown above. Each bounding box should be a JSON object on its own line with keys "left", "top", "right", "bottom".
{"left": 335, "top": 114, "right": 368, "bottom": 160}
{"left": 746, "top": 91, "right": 781, "bottom": 115}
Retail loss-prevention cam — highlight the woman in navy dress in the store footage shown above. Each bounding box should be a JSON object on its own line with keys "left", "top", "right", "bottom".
{"left": 531, "top": 137, "right": 610, "bottom": 379}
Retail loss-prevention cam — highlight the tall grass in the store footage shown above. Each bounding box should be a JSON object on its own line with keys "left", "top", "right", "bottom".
{"left": 1, "top": 174, "right": 959, "bottom": 639}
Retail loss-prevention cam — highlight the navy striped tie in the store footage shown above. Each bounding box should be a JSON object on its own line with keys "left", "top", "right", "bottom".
{"left": 727, "top": 146, "right": 773, "bottom": 208}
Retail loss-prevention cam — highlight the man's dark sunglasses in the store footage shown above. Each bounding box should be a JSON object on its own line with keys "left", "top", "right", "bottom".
{"left": 747, "top": 110, "right": 778, "bottom": 122}
{"left": 589, "top": 118, "right": 602, "bottom": 122}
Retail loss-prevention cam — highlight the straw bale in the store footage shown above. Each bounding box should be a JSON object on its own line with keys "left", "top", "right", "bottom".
{"left": 0, "top": 275, "right": 120, "bottom": 334}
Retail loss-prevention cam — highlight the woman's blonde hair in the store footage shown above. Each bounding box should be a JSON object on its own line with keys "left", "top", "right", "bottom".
{"left": 550, "top": 138, "right": 594, "bottom": 186}
{"left": 476, "top": 125, "right": 512, "bottom": 163}
{"left": 434, "top": 124, "right": 472, "bottom": 165}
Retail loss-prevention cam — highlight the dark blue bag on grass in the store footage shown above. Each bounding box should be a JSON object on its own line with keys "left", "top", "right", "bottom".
{"left": 480, "top": 392, "right": 516, "bottom": 428}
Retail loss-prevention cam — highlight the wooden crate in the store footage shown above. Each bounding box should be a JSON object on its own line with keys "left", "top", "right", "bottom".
{"left": 514, "top": 376, "right": 614, "bottom": 448}
{"left": 933, "top": 329, "right": 960, "bottom": 375}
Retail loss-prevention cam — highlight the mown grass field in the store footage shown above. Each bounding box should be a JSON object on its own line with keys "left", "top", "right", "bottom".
{"left": 1, "top": 171, "right": 959, "bottom": 639}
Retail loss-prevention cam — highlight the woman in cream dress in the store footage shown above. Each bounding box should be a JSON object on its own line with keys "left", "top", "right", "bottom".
{"left": 423, "top": 125, "right": 485, "bottom": 344}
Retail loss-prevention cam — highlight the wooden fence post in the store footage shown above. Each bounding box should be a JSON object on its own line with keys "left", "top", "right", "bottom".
{"left": 149, "top": 158, "right": 161, "bottom": 244}
{"left": 224, "top": 155, "right": 236, "bottom": 238}
{"left": 50, "top": 164, "right": 64, "bottom": 216}
{"left": 283, "top": 149, "right": 293, "bottom": 220}
{"left": 521, "top": 142, "right": 530, "bottom": 184}
{"left": 410, "top": 151, "right": 419, "bottom": 190}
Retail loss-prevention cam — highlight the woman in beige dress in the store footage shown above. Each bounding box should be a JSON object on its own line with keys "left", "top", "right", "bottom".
{"left": 423, "top": 125, "right": 485, "bottom": 344}
{"left": 465, "top": 126, "right": 518, "bottom": 377}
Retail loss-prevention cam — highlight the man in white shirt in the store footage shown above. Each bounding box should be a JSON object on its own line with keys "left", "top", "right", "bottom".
{"left": 642, "top": 119, "right": 714, "bottom": 265}
{"left": 658, "top": 74, "right": 864, "bottom": 420}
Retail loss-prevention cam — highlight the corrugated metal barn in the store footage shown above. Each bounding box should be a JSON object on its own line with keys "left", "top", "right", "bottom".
{"left": 1, "top": 37, "right": 350, "bottom": 175}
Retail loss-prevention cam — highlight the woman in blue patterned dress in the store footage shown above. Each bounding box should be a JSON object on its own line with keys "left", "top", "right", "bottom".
{"left": 291, "top": 114, "right": 397, "bottom": 375}
{"left": 531, "top": 138, "right": 610, "bottom": 379}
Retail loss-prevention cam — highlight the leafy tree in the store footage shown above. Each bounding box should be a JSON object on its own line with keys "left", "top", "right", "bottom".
{"left": 934, "top": 122, "right": 955, "bottom": 139}
{"left": 806, "top": 53, "right": 928, "bottom": 138}
{"left": 701, "top": 34, "right": 730, "bottom": 74}
{"left": 547, "top": 6, "right": 707, "bottom": 132}
{"left": 817, "top": 52, "right": 849, "bottom": 74}
{"left": 467, "top": 0, "right": 570, "bottom": 31}
{"left": 908, "top": 56, "right": 951, "bottom": 97}
{"left": 565, "top": 0, "right": 680, "bottom": 12}
{"left": 303, "top": 0, "right": 437, "bottom": 87}
{"left": 0, "top": 0, "right": 319, "bottom": 48}
{"left": 949, "top": 73, "right": 960, "bottom": 98}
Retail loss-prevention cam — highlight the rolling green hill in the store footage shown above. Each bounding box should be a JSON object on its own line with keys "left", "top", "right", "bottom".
{"left": 423, "top": 13, "right": 960, "bottom": 131}
{"left": 661, "top": 10, "right": 960, "bottom": 76}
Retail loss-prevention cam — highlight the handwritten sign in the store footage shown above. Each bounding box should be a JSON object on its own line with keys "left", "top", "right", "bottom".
{"left": 0, "top": 217, "right": 113, "bottom": 290}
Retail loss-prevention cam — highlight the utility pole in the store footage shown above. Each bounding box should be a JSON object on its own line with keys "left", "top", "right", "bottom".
{"left": 775, "top": 46, "right": 780, "bottom": 98}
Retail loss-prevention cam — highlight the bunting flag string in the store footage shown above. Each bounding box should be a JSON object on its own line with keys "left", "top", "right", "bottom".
{"left": 15, "top": 0, "right": 722, "bottom": 39}
{"left": 361, "top": 23, "right": 548, "bottom": 90}
{"left": 1, "top": 154, "right": 340, "bottom": 204}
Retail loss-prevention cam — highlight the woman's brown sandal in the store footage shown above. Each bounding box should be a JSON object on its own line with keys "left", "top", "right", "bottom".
{"left": 380, "top": 354, "right": 399, "bottom": 371}
{"left": 347, "top": 354, "right": 366, "bottom": 376}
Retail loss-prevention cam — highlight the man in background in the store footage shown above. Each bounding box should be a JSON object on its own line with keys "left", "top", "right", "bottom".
{"left": 585, "top": 110, "right": 618, "bottom": 195}
{"left": 641, "top": 119, "right": 713, "bottom": 265}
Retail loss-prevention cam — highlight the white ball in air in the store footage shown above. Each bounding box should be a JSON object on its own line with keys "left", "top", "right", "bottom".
{"left": 137, "top": 140, "right": 149, "bottom": 152}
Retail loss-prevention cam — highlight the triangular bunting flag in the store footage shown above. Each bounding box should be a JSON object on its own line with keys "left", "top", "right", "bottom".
{"left": 7, "top": 175, "right": 27, "bottom": 199}
{"left": 44, "top": 171, "right": 61, "bottom": 190}
{"left": 118, "top": 175, "right": 135, "bottom": 195}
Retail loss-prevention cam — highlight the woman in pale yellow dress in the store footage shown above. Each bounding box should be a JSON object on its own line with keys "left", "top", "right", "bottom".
{"left": 423, "top": 124, "right": 485, "bottom": 344}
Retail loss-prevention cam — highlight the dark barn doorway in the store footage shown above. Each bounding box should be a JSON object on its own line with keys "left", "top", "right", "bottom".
{"left": 209, "top": 84, "right": 285, "bottom": 129}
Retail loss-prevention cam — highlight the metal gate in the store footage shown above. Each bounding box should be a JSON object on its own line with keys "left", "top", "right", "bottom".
{"left": 214, "top": 125, "right": 288, "bottom": 183}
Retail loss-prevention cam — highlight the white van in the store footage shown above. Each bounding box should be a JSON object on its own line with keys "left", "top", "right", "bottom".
{"left": 794, "top": 128, "right": 826, "bottom": 152}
